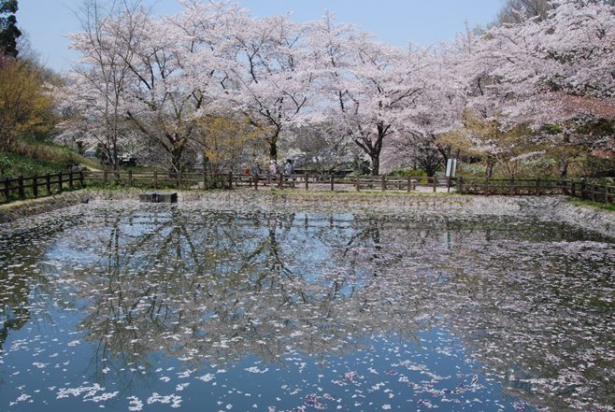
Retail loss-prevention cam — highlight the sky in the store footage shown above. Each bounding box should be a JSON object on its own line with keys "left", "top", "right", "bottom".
{"left": 18, "top": 0, "right": 505, "bottom": 73}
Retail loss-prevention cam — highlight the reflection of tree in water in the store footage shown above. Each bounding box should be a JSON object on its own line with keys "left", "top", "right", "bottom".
{"left": 34, "top": 206, "right": 615, "bottom": 411}
{"left": 0, "top": 215, "right": 83, "bottom": 352}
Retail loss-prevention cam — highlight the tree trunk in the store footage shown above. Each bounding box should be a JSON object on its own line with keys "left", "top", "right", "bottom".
{"left": 559, "top": 157, "right": 569, "bottom": 179}
{"left": 269, "top": 140, "right": 278, "bottom": 161}
{"left": 370, "top": 154, "right": 380, "bottom": 176}
{"left": 485, "top": 160, "right": 494, "bottom": 180}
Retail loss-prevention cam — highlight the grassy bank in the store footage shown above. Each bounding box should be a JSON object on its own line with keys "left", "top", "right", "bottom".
{"left": 0, "top": 140, "right": 101, "bottom": 178}
{"left": 567, "top": 198, "right": 615, "bottom": 213}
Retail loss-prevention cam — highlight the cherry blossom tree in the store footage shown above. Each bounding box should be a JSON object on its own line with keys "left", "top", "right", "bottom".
{"left": 469, "top": 0, "right": 615, "bottom": 157}
{"left": 61, "top": 0, "right": 145, "bottom": 168}
{"left": 223, "top": 13, "right": 315, "bottom": 161}
{"left": 309, "top": 14, "right": 438, "bottom": 175}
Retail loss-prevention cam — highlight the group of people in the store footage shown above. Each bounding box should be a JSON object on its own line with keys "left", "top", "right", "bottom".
{"left": 251, "top": 159, "right": 293, "bottom": 176}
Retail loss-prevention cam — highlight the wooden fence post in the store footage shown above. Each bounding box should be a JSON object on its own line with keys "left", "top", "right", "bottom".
{"left": 80, "top": 171, "right": 85, "bottom": 187}
{"left": 203, "top": 170, "right": 208, "bottom": 190}
{"left": 447, "top": 177, "right": 452, "bottom": 193}
{"left": 69, "top": 171, "right": 74, "bottom": 190}
{"left": 129, "top": 170, "right": 134, "bottom": 188}
{"left": 154, "top": 169, "right": 158, "bottom": 189}
{"left": 305, "top": 173, "right": 309, "bottom": 190}
{"left": 228, "top": 172, "right": 233, "bottom": 189}
{"left": 381, "top": 175, "right": 387, "bottom": 192}
{"left": 18, "top": 176, "right": 25, "bottom": 200}
{"left": 278, "top": 173, "right": 283, "bottom": 189}
{"left": 46, "top": 173, "right": 51, "bottom": 195}
{"left": 103, "top": 169, "right": 108, "bottom": 186}
{"left": 432, "top": 176, "right": 438, "bottom": 193}
{"left": 356, "top": 175, "right": 360, "bottom": 192}
{"left": 330, "top": 175, "right": 334, "bottom": 191}
{"left": 407, "top": 176, "right": 412, "bottom": 193}
{"left": 58, "top": 172, "right": 63, "bottom": 193}
{"left": 254, "top": 173, "right": 259, "bottom": 191}
{"left": 32, "top": 175, "right": 39, "bottom": 198}
{"left": 457, "top": 176, "right": 463, "bottom": 194}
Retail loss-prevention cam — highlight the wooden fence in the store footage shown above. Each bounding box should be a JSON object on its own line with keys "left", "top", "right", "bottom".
{"left": 84, "top": 170, "right": 456, "bottom": 193}
{"left": 457, "top": 177, "right": 614, "bottom": 204}
{"left": 1, "top": 169, "right": 613, "bottom": 206}
{"left": 1, "top": 171, "right": 86, "bottom": 204}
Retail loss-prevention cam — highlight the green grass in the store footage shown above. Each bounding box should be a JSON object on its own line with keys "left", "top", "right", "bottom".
{"left": 567, "top": 198, "right": 615, "bottom": 213}
{"left": 0, "top": 140, "right": 102, "bottom": 178}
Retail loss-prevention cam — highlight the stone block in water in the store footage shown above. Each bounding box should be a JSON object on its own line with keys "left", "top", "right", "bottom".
{"left": 139, "top": 192, "right": 178, "bottom": 203}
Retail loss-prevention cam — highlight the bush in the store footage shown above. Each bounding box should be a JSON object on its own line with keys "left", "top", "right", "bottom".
{"left": 388, "top": 168, "right": 428, "bottom": 177}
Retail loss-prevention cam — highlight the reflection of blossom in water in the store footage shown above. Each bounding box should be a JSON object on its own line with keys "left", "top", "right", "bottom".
{"left": 0, "top": 203, "right": 613, "bottom": 411}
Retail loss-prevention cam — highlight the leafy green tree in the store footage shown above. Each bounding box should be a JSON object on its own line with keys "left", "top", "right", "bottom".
{"left": 0, "top": 0, "right": 21, "bottom": 57}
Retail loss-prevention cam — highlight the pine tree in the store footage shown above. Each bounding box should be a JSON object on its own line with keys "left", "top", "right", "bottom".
{"left": 0, "top": 0, "right": 21, "bottom": 58}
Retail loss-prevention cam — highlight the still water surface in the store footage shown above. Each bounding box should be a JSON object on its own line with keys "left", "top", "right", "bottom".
{"left": 0, "top": 203, "right": 614, "bottom": 412}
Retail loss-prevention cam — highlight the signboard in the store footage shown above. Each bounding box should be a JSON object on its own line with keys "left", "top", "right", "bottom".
{"left": 445, "top": 159, "right": 458, "bottom": 178}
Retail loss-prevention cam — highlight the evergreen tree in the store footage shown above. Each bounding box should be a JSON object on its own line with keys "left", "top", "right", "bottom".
{"left": 0, "top": 0, "right": 21, "bottom": 58}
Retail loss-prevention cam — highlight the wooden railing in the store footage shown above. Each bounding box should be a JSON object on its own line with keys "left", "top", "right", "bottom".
{"left": 457, "top": 177, "right": 614, "bottom": 204}
{"left": 1, "top": 169, "right": 613, "bottom": 206}
{"left": 84, "top": 170, "right": 457, "bottom": 193}
{"left": 1, "top": 171, "right": 86, "bottom": 204}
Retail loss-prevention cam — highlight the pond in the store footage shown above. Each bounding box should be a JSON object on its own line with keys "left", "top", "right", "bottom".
{"left": 0, "top": 202, "right": 614, "bottom": 412}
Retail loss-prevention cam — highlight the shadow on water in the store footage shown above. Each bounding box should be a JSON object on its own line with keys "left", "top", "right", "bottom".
{"left": 0, "top": 203, "right": 613, "bottom": 411}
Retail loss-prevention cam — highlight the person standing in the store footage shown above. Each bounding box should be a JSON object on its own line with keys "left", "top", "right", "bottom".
{"left": 284, "top": 159, "right": 293, "bottom": 176}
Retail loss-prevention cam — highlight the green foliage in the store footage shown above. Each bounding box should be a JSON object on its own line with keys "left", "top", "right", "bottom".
{"left": 388, "top": 168, "right": 428, "bottom": 177}
{"left": 0, "top": 0, "right": 20, "bottom": 57}
{"left": 541, "top": 124, "right": 563, "bottom": 135}
{"left": 568, "top": 198, "right": 615, "bottom": 213}
{"left": 0, "top": 141, "right": 99, "bottom": 178}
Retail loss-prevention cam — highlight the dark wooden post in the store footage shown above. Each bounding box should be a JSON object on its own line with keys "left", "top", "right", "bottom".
{"left": 203, "top": 170, "right": 208, "bottom": 190}
{"left": 432, "top": 176, "right": 438, "bottom": 193}
{"left": 591, "top": 183, "right": 596, "bottom": 202}
{"left": 32, "top": 175, "right": 39, "bottom": 198}
{"left": 18, "top": 176, "right": 25, "bottom": 200}
{"left": 330, "top": 175, "right": 334, "bottom": 191}
{"left": 103, "top": 169, "right": 108, "bottom": 186}
{"left": 407, "top": 176, "right": 412, "bottom": 193}
{"left": 457, "top": 176, "right": 463, "bottom": 195}
{"left": 154, "top": 169, "right": 159, "bottom": 189}
{"left": 129, "top": 170, "right": 134, "bottom": 188}
{"left": 228, "top": 172, "right": 233, "bottom": 189}
{"left": 69, "top": 171, "right": 74, "bottom": 190}
{"left": 80, "top": 171, "right": 85, "bottom": 187}
{"left": 3, "top": 177, "right": 10, "bottom": 201}
{"left": 447, "top": 177, "right": 452, "bottom": 193}
{"left": 58, "top": 172, "right": 63, "bottom": 193}
{"left": 305, "top": 173, "right": 309, "bottom": 190}
{"left": 46, "top": 173, "right": 51, "bottom": 195}
{"left": 254, "top": 173, "right": 259, "bottom": 191}
{"left": 605, "top": 185, "right": 609, "bottom": 204}
{"left": 381, "top": 175, "right": 387, "bottom": 192}
{"left": 571, "top": 181, "right": 576, "bottom": 197}
{"left": 356, "top": 175, "right": 360, "bottom": 192}
{"left": 278, "top": 173, "right": 283, "bottom": 189}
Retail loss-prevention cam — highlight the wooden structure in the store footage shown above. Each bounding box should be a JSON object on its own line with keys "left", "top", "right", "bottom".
{"left": 1, "top": 169, "right": 613, "bottom": 206}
